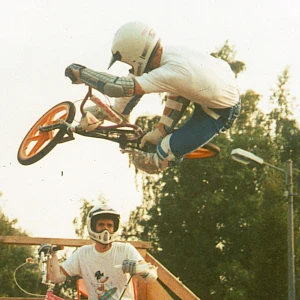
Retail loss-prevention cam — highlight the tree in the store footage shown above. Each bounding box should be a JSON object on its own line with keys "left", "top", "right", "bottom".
{"left": 73, "top": 198, "right": 94, "bottom": 239}
{"left": 0, "top": 204, "right": 42, "bottom": 297}
{"left": 211, "top": 40, "right": 246, "bottom": 78}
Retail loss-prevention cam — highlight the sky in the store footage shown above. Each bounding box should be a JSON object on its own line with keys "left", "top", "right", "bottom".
{"left": 0, "top": 0, "right": 299, "bottom": 239}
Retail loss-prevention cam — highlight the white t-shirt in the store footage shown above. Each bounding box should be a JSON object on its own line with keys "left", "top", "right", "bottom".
{"left": 136, "top": 45, "right": 240, "bottom": 109}
{"left": 62, "top": 242, "right": 143, "bottom": 300}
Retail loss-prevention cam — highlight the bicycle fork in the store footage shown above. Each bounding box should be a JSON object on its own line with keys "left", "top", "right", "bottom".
{"left": 118, "top": 275, "right": 132, "bottom": 300}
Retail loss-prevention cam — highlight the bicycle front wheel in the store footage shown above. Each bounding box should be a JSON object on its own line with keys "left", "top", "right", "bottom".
{"left": 184, "top": 143, "right": 220, "bottom": 159}
{"left": 17, "top": 101, "right": 75, "bottom": 165}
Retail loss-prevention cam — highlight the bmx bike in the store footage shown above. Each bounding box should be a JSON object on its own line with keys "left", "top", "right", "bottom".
{"left": 17, "top": 87, "right": 220, "bottom": 166}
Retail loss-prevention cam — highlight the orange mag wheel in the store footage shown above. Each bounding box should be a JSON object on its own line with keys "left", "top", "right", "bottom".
{"left": 184, "top": 143, "right": 220, "bottom": 159}
{"left": 17, "top": 101, "right": 75, "bottom": 165}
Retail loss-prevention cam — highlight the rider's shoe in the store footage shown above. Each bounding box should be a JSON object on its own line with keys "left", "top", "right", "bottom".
{"left": 132, "top": 152, "right": 162, "bottom": 174}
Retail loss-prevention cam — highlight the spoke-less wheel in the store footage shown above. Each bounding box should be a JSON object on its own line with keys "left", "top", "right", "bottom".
{"left": 184, "top": 143, "right": 220, "bottom": 159}
{"left": 17, "top": 101, "right": 75, "bottom": 165}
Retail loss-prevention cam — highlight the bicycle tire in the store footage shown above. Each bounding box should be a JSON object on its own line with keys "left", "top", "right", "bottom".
{"left": 184, "top": 143, "right": 220, "bottom": 159}
{"left": 17, "top": 101, "right": 76, "bottom": 165}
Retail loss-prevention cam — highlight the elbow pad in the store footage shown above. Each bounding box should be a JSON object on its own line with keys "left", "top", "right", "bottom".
{"left": 80, "top": 68, "right": 135, "bottom": 97}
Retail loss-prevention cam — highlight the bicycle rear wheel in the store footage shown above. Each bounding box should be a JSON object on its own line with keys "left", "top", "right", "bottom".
{"left": 184, "top": 143, "right": 220, "bottom": 159}
{"left": 17, "top": 101, "right": 75, "bottom": 165}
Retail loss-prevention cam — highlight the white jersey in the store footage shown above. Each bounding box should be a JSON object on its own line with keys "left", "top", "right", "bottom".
{"left": 62, "top": 242, "right": 143, "bottom": 300}
{"left": 136, "top": 45, "right": 240, "bottom": 109}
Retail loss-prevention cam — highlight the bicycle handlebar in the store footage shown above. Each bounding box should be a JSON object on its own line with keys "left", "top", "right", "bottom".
{"left": 38, "top": 244, "right": 64, "bottom": 256}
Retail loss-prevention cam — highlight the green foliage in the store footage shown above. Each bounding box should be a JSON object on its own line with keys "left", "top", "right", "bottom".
{"left": 0, "top": 207, "right": 42, "bottom": 297}
{"left": 211, "top": 40, "right": 246, "bottom": 77}
{"left": 73, "top": 198, "right": 94, "bottom": 238}
{"left": 124, "top": 42, "right": 300, "bottom": 299}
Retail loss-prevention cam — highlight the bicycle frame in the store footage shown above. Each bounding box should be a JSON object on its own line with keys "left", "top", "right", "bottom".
{"left": 17, "top": 86, "right": 220, "bottom": 166}
{"left": 45, "top": 290, "right": 64, "bottom": 300}
{"left": 39, "top": 87, "right": 144, "bottom": 149}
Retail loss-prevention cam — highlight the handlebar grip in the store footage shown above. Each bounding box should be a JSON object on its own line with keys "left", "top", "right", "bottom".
{"left": 51, "top": 245, "right": 64, "bottom": 252}
{"left": 114, "top": 263, "right": 151, "bottom": 273}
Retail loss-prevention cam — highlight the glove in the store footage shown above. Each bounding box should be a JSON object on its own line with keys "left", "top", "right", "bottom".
{"left": 65, "top": 63, "right": 86, "bottom": 84}
{"left": 122, "top": 259, "right": 137, "bottom": 275}
{"left": 122, "top": 260, "right": 153, "bottom": 276}
{"left": 140, "top": 127, "right": 164, "bottom": 148}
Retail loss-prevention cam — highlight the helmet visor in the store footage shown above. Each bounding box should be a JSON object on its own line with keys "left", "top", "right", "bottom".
{"left": 108, "top": 51, "right": 122, "bottom": 69}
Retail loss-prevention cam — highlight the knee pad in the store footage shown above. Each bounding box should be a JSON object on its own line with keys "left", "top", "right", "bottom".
{"left": 156, "top": 134, "right": 175, "bottom": 162}
{"left": 155, "top": 134, "right": 183, "bottom": 170}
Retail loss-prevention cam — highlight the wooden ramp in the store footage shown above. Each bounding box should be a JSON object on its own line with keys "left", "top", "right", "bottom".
{"left": 0, "top": 236, "right": 200, "bottom": 300}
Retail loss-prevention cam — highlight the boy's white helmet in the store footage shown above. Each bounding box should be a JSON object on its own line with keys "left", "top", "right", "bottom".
{"left": 87, "top": 205, "right": 120, "bottom": 244}
{"left": 108, "top": 21, "right": 160, "bottom": 76}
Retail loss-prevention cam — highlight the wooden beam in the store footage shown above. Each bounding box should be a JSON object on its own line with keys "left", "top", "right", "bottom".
{"left": 146, "top": 252, "right": 200, "bottom": 300}
{"left": 146, "top": 281, "right": 173, "bottom": 300}
{"left": 0, "top": 298, "right": 44, "bottom": 300}
{"left": 0, "top": 236, "right": 152, "bottom": 249}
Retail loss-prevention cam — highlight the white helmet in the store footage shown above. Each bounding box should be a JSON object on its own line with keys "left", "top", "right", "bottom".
{"left": 108, "top": 21, "right": 160, "bottom": 76}
{"left": 87, "top": 205, "right": 120, "bottom": 244}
